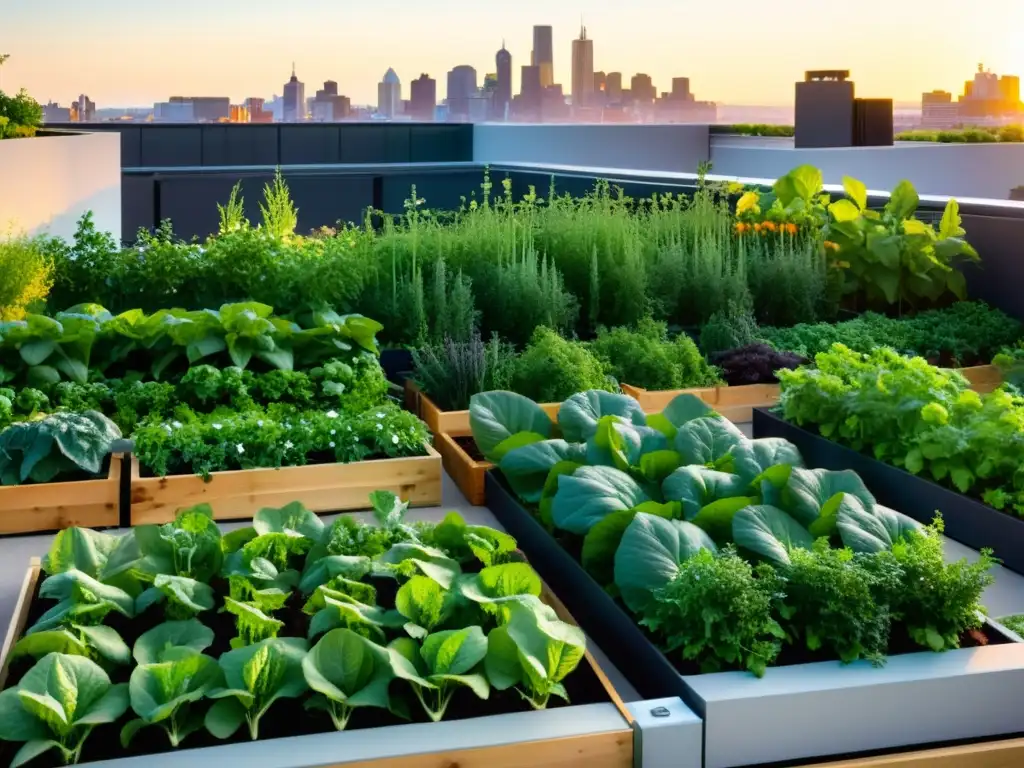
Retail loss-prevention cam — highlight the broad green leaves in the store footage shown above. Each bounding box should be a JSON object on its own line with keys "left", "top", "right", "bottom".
{"left": 469, "top": 391, "right": 553, "bottom": 463}
{"left": 500, "top": 440, "right": 587, "bottom": 503}
{"left": 551, "top": 466, "right": 650, "bottom": 535}
{"left": 782, "top": 467, "right": 875, "bottom": 527}
{"left": 614, "top": 513, "right": 716, "bottom": 612}
{"left": 673, "top": 416, "right": 746, "bottom": 467}
{"left": 837, "top": 499, "right": 921, "bottom": 553}
{"left": 732, "top": 505, "right": 814, "bottom": 566}
{"left": 557, "top": 390, "right": 646, "bottom": 443}
{"left": 0, "top": 410, "right": 121, "bottom": 486}
{"left": 301, "top": 629, "right": 395, "bottom": 730}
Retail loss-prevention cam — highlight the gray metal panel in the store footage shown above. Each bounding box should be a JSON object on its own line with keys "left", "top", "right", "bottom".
{"left": 280, "top": 125, "right": 341, "bottom": 165}
{"left": 202, "top": 125, "right": 279, "bottom": 166}
{"left": 157, "top": 175, "right": 244, "bottom": 238}
{"left": 379, "top": 170, "right": 481, "bottom": 214}
{"left": 120, "top": 175, "right": 155, "bottom": 240}
{"left": 80, "top": 703, "right": 628, "bottom": 768}
{"left": 628, "top": 698, "right": 703, "bottom": 768}
{"left": 118, "top": 126, "right": 142, "bottom": 168}
{"left": 685, "top": 642, "right": 1024, "bottom": 768}
{"left": 140, "top": 126, "right": 203, "bottom": 167}
{"left": 409, "top": 125, "right": 472, "bottom": 162}
{"left": 284, "top": 174, "right": 374, "bottom": 230}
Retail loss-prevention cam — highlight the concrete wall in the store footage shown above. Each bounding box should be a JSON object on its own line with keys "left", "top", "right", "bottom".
{"left": 0, "top": 131, "right": 121, "bottom": 240}
{"left": 474, "top": 123, "right": 711, "bottom": 174}
{"left": 710, "top": 136, "right": 1024, "bottom": 200}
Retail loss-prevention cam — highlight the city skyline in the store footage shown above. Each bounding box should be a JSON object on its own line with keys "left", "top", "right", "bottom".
{"left": 3, "top": 0, "right": 1022, "bottom": 107}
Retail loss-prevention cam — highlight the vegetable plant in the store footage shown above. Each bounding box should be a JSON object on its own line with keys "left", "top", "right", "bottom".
{"left": 0, "top": 410, "right": 121, "bottom": 486}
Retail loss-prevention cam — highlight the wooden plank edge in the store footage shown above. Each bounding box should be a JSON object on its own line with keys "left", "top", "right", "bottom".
{"left": 332, "top": 730, "right": 633, "bottom": 768}
{"left": 0, "top": 558, "right": 41, "bottom": 690}
{"left": 797, "top": 737, "right": 1024, "bottom": 768}
{"left": 435, "top": 431, "right": 490, "bottom": 506}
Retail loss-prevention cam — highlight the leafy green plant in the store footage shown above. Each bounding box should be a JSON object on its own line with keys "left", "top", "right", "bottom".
{"left": 510, "top": 327, "right": 614, "bottom": 403}
{"left": 412, "top": 333, "right": 517, "bottom": 412}
{"left": 590, "top": 319, "right": 720, "bottom": 390}
{"left": 0, "top": 653, "right": 129, "bottom": 766}
{"left": 389, "top": 628, "right": 490, "bottom": 721}
{"left": 826, "top": 177, "right": 978, "bottom": 308}
{"left": 0, "top": 410, "right": 121, "bottom": 485}
{"left": 0, "top": 233, "right": 53, "bottom": 322}
{"left": 204, "top": 637, "right": 310, "bottom": 741}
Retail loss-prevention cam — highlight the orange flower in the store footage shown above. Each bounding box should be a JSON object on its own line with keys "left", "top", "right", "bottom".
{"left": 753, "top": 223, "right": 762, "bottom": 233}
{"left": 785, "top": 223, "right": 798, "bottom": 235}
{"left": 823, "top": 240, "right": 840, "bottom": 252}
{"left": 763, "top": 221, "right": 777, "bottom": 233}
{"left": 735, "top": 222, "right": 747, "bottom": 234}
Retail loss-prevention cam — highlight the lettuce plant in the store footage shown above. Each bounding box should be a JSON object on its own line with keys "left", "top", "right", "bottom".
{"left": 302, "top": 629, "right": 396, "bottom": 730}
{"left": 0, "top": 410, "right": 121, "bottom": 486}
{"left": 205, "top": 637, "right": 310, "bottom": 741}
{"left": 0, "top": 653, "right": 129, "bottom": 766}
{"left": 389, "top": 627, "right": 490, "bottom": 721}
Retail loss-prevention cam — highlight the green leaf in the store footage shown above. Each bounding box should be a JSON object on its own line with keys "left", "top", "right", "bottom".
{"left": 550, "top": 466, "right": 650, "bottom": 535}
{"left": 377, "top": 544, "right": 462, "bottom": 589}
{"left": 581, "top": 510, "right": 641, "bottom": 585}
{"left": 422, "top": 626, "right": 488, "bottom": 676}
{"left": 11, "top": 740, "right": 63, "bottom": 768}
{"left": 302, "top": 629, "right": 394, "bottom": 728}
{"left": 499, "top": 440, "right": 588, "bottom": 503}
{"left": 133, "top": 620, "right": 215, "bottom": 665}
{"left": 660, "top": 394, "right": 714, "bottom": 427}
{"left": 504, "top": 601, "right": 586, "bottom": 702}
{"left": 469, "top": 392, "right": 553, "bottom": 464}
{"left": 490, "top": 431, "right": 548, "bottom": 463}
{"left": 837, "top": 498, "right": 921, "bottom": 553}
{"left": 730, "top": 438, "right": 803, "bottom": 485}
{"left": 731, "top": 505, "right": 813, "bottom": 565}
{"left": 638, "top": 450, "right": 684, "bottom": 483}
{"left": 939, "top": 199, "right": 964, "bottom": 239}
{"left": 829, "top": 199, "right": 861, "bottom": 223}
{"left": 842, "top": 176, "right": 868, "bottom": 211}
{"left": 128, "top": 652, "right": 221, "bottom": 727}
{"left": 691, "top": 496, "right": 758, "bottom": 544}
{"left": 204, "top": 697, "right": 246, "bottom": 739}
{"left": 395, "top": 576, "right": 453, "bottom": 635}
{"left": 253, "top": 501, "right": 325, "bottom": 543}
{"left": 673, "top": 416, "right": 745, "bottom": 466}
{"left": 368, "top": 491, "right": 408, "bottom": 530}
{"left": 484, "top": 626, "right": 522, "bottom": 691}
{"left": 887, "top": 180, "right": 920, "bottom": 220}
{"left": 662, "top": 465, "right": 748, "bottom": 520}
{"left": 614, "top": 513, "right": 716, "bottom": 612}
{"left": 557, "top": 391, "right": 646, "bottom": 443}
{"left": 781, "top": 467, "right": 876, "bottom": 527}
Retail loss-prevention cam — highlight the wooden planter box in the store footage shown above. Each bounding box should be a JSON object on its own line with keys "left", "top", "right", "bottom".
{"left": 404, "top": 381, "right": 561, "bottom": 436}
{"left": 0, "top": 554, "right": 704, "bottom": 768}
{"left": 620, "top": 383, "right": 780, "bottom": 423}
{"left": 799, "top": 738, "right": 1024, "bottom": 768}
{"left": 959, "top": 364, "right": 1002, "bottom": 394}
{"left": 753, "top": 407, "right": 1024, "bottom": 576}
{"left": 484, "top": 470, "right": 1024, "bottom": 768}
{"left": 128, "top": 446, "right": 442, "bottom": 525}
{"left": 0, "top": 453, "right": 123, "bottom": 536}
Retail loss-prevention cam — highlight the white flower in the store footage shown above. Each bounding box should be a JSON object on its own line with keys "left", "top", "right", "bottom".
{"left": 346, "top": 426, "right": 352, "bottom": 432}
{"left": 326, "top": 410, "right": 338, "bottom": 419}
{"left": 375, "top": 423, "right": 383, "bottom": 431}
{"left": 329, "top": 441, "right": 336, "bottom": 448}
{"left": 236, "top": 444, "right": 245, "bottom": 455}
{"left": 172, "top": 421, "right": 182, "bottom": 429}
{"left": 212, "top": 423, "right": 223, "bottom": 431}
{"left": 284, "top": 423, "right": 292, "bottom": 429}
{"left": 162, "top": 424, "right": 172, "bottom": 433}
{"left": 257, "top": 420, "right": 264, "bottom": 427}
{"left": 284, "top": 440, "right": 294, "bottom": 450}
{"left": 330, "top": 429, "right": 336, "bottom": 435}
{"left": 375, "top": 412, "right": 386, "bottom": 419}
{"left": 391, "top": 434, "right": 399, "bottom": 445}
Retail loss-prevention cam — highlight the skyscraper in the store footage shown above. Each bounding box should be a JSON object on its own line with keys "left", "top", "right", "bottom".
{"left": 630, "top": 73, "right": 656, "bottom": 104}
{"left": 447, "top": 65, "right": 478, "bottom": 120}
{"left": 532, "top": 25, "right": 554, "bottom": 88}
{"left": 378, "top": 68, "right": 402, "bottom": 118}
{"left": 520, "top": 64, "right": 542, "bottom": 119}
{"left": 283, "top": 65, "right": 305, "bottom": 122}
{"left": 571, "top": 25, "right": 594, "bottom": 108}
{"left": 282, "top": 65, "right": 305, "bottom": 121}
{"left": 495, "top": 42, "right": 512, "bottom": 120}
{"left": 410, "top": 74, "right": 437, "bottom": 121}
{"left": 606, "top": 72, "right": 623, "bottom": 104}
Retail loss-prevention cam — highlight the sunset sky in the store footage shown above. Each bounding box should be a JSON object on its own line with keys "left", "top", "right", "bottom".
{"left": 2, "top": 0, "right": 1021, "bottom": 108}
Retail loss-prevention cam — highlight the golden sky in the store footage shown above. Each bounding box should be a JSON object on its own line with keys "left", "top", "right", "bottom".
{"left": 2, "top": 0, "right": 1021, "bottom": 107}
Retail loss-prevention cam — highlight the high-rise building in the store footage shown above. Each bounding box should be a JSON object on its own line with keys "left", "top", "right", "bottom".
{"left": 410, "top": 74, "right": 437, "bottom": 121}
{"left": 606, "top": 72, "right": 623, "bottom": 104}
{"left": 230, "top": 104, "right": 250, "bottom": 123}
{"left": 519, "top": 64, "right": 542, "bottom": 119}
{"left": 74, "top": 94, "right": 96, "bottom": 122}
{"left": 246, "top": 97, "right": 273, "bottom": 123}
{"left": 447, "top": 65, "right": 478, "bottom": 120}
{"left": 999, "top": 75, "right": 1020, "bottom": 106}
{"left": 630, "top": 73, "right": 656, "bottom": 104}
{"left": 311, "top": 81, "right": 351, "bottom": 122}
{"left": 283, "top": 65, "right": 306, "bottom": 122}
{"left": 671, "top": 78, "right": 692, "bottom": 101}
{"left": 378, "top": 68, "right": 402, "bottom": 118}
{"left": 532, "top": 25, "right": 554, "bottom": 88}
{"left": 42, "top": 102, "right": 72, "bottom": 123}
{"left": 922, "top": 90, "right": 958, "bottom": 129}
{"left": 571, "top": 25, "right": 594, "bottom": 109}
{"left": 495, "top": 42, "right": 512, "bottom": 120}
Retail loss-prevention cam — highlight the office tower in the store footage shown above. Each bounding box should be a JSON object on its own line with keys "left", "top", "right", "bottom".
{"left": 229, "top": 104, "right": 250, "bottom": 123}
{"left": 42, "top": 102, "right": 72, "bottom": 123}
{"left": 378, "top": 68, "right": 402, "bottom": 118}
{"left": 447, "top": 65, "right": 478, "bottom": 120}
{"left": 999, "top": 75, "right": 1020, "bottom": 106}
{"left": 630, "top": 73, "right": 656, "bottom": 104}
{"left": 671, "top": 77, "right": 692, "bottom": 101}
{"left": 495, "top": 42, "right": 512, "bottom": 120}
{"left": 283, "top": 65, "right": 306, "bottom": 122}
{"left": 312, "top": 81, "right": 351, "bottom": 122}
{"left": 246, "top": 97, "right": 274, "bottom": 123}
{"left": 606, "top": 72, "right": 623, "bottom": 103}
{"left": 571, "top": 25, "right": 594, "bottom": 108}
{"left": 921, "top": 90, "right": 958, "bottom": 129}
{"left": 520, "top": 64, "right": 542, "bottom": 118}
{"left": 532, "top": 25, "right": 554, "bottom": 88}
{"left": 410, "top": 74, "right": 437, "bottom": 121}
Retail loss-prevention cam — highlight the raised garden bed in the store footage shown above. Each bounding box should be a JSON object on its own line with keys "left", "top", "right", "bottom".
{"left": 959, "top": 364, "right": 1002, "bottom": 393}
{"left": 620, "top": 383, "right": 780, "bottom": 423}
{"left": 404, "top": 381, "right": 560, "bottom": 435}
{"left": 436, "top": 431, "right": 489, "bottom": 506}
{"left": 485, "top": 470, "right": 1024, "bottom": 768}
{"left": 0, "top": 453, "right": 123, "bottom": 536}
{"left": 0, "top": 506, "right": 705, "bottom": 768}
{"left": 128, "top": 446, "right": 442, "bottom": 525}
{"left": 753, "top": 407, "right": 1024, "bottom": 576}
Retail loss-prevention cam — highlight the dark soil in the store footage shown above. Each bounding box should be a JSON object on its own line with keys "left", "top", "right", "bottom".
{"left": 454, "top": 435, "right": 486, "bottom": 462}
{"left": 0, "top": 555, "right": 613, "bottom": 767}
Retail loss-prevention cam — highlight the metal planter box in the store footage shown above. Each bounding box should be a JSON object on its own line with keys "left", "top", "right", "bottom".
{"left": 484, "top": 471, "right": 1024, "bottom": 768}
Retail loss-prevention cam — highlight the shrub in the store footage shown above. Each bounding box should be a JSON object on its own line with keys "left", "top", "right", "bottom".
{"left": 412, "top": 333, "right": 517, "bottom": 411}
{"left": 510, "top": 327, "right": 613, "bottom": 403}
{"left": 0, "top": 233, "right": 53, "bottom": 320}
{"left": 0, "top": 88, "right": 42, "bottom": 138}
{"left": 590, "top": 318, "right": 719, "bottom": 391}
{"left": 710, "top": 343, "right": 806, "bottom": 385}
{"left": 699, "top": 301, "right": 762, "bottom": 356}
